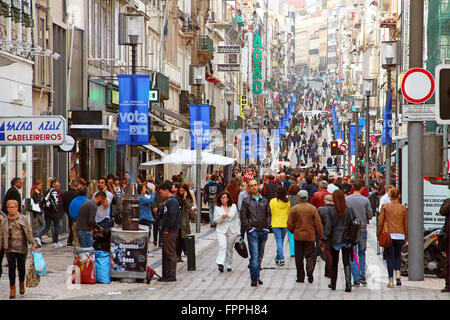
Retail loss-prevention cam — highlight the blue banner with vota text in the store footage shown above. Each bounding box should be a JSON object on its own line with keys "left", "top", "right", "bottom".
{"left": 189, "top": 104, "right": 210, "bottom": 150}
{"left": 118, "top": 75, "right": 150, "bottom": 145}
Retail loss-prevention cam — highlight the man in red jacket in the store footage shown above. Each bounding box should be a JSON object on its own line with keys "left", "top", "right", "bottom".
{"left": 310, "top": 180, "right": 331, "bottom": 208}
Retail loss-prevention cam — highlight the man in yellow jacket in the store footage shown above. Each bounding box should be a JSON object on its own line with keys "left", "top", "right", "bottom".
{"left": 287, "top": 190, "right": 323, "bottom": 284}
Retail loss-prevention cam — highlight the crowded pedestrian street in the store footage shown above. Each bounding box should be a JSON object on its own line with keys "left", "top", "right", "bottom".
{"left": 0, "top": 0, "right": 449, "bottom": 309}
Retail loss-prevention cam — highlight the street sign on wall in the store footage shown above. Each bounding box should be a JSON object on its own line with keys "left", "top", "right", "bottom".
{"left": 217, "top": 64, "right": 240, "bottom": 72}
{"left": 0, "top": 116, "right": 66, "bottom": 146}
{"left": 217, "top": 45, "right": 241, "bottom": 54}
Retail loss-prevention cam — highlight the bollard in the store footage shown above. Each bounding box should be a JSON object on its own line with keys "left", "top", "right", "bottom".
{"left": 186, "top": 234, "right": 196, "bottom": 271}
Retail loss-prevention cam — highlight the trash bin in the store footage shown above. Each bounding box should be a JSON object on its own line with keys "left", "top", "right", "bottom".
{"left": 122, "top": 183, "right": 140, "bottom": 231}
{"left": 186, "top": 234, "right": 196, "bottom": 271}
{"left": 110, "top": 226, "right": 149, "bottom": 282}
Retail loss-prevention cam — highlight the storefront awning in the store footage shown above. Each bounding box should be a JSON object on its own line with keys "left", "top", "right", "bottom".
{"left": 142, "top": 144, "right": 167, "bottom": 157}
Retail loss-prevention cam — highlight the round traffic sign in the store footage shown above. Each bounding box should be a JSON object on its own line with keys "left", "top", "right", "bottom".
{"left": 340, "top": 142, "right": 349, "bottom": 152}
{"left": 345, "top": 154, "right": 352, "bottom": 161}
{"left": 401, "top": 68, "right": 435, "bottom": 104}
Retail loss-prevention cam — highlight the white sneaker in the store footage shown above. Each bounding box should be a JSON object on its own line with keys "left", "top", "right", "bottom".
{"left": 54, "top": 243, "right": 64, "bottom": 248}
{"left": 35, "top": 238, "right": 42, "bottom": 247}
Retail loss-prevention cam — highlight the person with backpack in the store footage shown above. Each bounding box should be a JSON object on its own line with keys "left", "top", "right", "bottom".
{"left": 322, "top": 190, "right": 356, "bottom": 292}
{"left": 36, "top": 179, "right": 62, "bottom": 248}
{"left": 345, "top": 178, "right": 373, "bottom": 287}
{"left": 204, "top": 175, "right": 223, "bottom": 228}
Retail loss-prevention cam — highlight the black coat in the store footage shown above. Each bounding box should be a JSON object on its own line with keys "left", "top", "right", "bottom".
{"left": 2, "top": 187, "right": 21, "bottom": 214}
{"left": 323, "top": 207, "right": 355, "bottom": 247}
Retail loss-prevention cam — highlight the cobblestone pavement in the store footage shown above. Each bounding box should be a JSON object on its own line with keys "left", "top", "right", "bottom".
{"left": 2, "top": 219, "right": 447, "bottom": 301}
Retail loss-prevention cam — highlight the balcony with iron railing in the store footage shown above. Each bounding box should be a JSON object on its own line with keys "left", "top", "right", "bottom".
{"left": 197, "top": 35, "right": 214, "bottom": 65}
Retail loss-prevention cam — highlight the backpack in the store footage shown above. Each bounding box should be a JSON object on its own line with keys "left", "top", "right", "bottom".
{"left": 39, "top": 188, "right": 58, "bottom": 213}
{"left": 347, "top": 208, "right": 362, "bottom": 244}
{"left": 207, "top": 184, "right": 218, "bottom": 201}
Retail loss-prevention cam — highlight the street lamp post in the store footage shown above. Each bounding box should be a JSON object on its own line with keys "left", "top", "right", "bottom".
{"left": 363, "top": 78, "right": 376, "bottom": 188}
{"left": 381, "top": 40, "right": 399, "bottom": 189}
{"left": 223, "top": 90, "right": 234, "bottom": 185}
{"left": 355, "top": 97, "right": 365, "bottom": 177}
{"left": 119, "top": 13, "right": 145, "bottom": 182}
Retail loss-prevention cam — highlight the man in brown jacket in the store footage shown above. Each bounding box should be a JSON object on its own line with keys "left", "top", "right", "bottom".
{"left": 288, "top": 190, "right": 323, "bottom": 283}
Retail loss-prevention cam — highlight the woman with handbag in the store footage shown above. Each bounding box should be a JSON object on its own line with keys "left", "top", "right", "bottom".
{"left": 175, "top": 183, "right": 195, "bottom": 262}
{"left": 377, "top": 187, "right": 408, "bottom": 288}
{"left": 214, "top": 191, "right": 240, "bottom": 272}
{"left": 0, "top": 200, "right": 36, "bottom": 299}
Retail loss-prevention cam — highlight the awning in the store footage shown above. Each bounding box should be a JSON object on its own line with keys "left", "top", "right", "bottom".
{"left": 148, "top": 112, "right": 189, "bottom": 132}
{"left": 150, "top": 104, "right": 190, "bottom": 126}
{"left": 142, "top": 144, "right": 167, "bottom": 157}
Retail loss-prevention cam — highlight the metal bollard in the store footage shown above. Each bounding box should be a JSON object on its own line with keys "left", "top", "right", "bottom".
{"left": 186, "top": 234, "right": 196, "bottom": 271}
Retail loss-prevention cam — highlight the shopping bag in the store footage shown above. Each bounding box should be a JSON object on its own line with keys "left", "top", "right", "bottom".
{"left": 26, "top": 259, "right": 40, "bottom": 288}
{"left": 234, "top": 236, "right": 248, "bottom": 258}
{"left": 95, "top": 250, "right": 111, "bottom": 284}
{"left": 72, "top": 247, "right": 96, "bottom": 284}
{"left": 32, "top": 251, "right": 47, "bottom": 276}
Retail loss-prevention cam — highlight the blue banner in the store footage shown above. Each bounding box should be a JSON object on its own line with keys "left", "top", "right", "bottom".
{"left": 382, "top": 90, "right": 393, "bottom": 146}
{"left": 273, "top": 129, "right": 280, "bottom": 146}
{"left": 254, "top": 135, "right": 264, "bottom": 159}
{"left": 279, "top": 121, "right": 285, "bottom": 136}
{"left": 118, "top": 75, "right": 150, "bottom": 145}
{"left": 189, "top": 104, "right": 210, "bottom": 150}
{"left": 242, "top": 131, "right": 252, "bottom": 159}
{"left": 350, "top": 125, "right": 356, "bottom": 156}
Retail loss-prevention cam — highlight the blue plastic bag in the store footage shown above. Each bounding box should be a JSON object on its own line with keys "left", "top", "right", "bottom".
{"left": 32, "top": 251, "right": 47, "bottom": 276}
{"left": 95, "top": 250, "right": 111, "bottom": 284}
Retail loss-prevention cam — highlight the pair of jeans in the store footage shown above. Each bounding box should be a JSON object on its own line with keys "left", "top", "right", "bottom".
{"left": 66, "top": 212, "right": 74, "bottom": 245}
{"left": 77, "top": 231, "right": 93, "bottom": 248}
{"left": 350, "top": 230, "right": 367, "bottom": 283}
{"left": 247, "top": 230, "right": 268, "bottom": 279}
{"left": 208, "top": 202, "right": 216, "bottom": 226}
{"left": 385, "top": 239, "right": 403, "bottom": 277}
{"left": 5, "top": 252, "right": 26, "bottom": 286}
{"left": 153, "top": 220, "right": 162, "bottom": 245}
{"left": 139, "top": 219, "right": 153, "bottom": 240}
{"left": 38, "top": 211, "right": 60, "bottom": 243}
{"left": 272, "top": 228, "right": 287, "bottom": 261}
{"left": 98, "top": 218, "right": 111, "bottom": 231}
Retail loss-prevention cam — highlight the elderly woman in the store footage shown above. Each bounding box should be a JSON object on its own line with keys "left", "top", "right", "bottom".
{"left": 0, "top": 200, "right": 36, "bottom": 299}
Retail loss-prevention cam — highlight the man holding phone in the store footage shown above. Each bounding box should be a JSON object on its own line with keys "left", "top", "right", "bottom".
{"left": 94, "top": 177, "right": 114, "bottom": 231}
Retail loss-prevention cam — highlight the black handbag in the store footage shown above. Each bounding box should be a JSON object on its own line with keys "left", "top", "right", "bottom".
{"left": 234, "top": 236, "right": 248, "bottom": 258}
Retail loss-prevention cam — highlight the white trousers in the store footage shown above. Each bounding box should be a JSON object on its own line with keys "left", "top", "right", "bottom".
{"left": 216, "top": 232, "right": 239, "bottom": 269}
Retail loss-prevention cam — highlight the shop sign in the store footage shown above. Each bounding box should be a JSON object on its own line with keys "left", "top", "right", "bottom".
{"left": 252, "top": 33, "right": 262, "bottom": 94}
{"left": 0, "top": 116, "right": 66, "bottom": 146}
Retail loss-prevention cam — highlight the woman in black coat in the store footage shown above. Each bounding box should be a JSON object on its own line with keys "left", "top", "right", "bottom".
{"left": 322, "top": 189, "right": 355, "bottom": 292}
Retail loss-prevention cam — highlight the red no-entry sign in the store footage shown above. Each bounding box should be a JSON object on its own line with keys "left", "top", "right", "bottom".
{"left": 401, "top": 68, "right": 435, "bottom": 104}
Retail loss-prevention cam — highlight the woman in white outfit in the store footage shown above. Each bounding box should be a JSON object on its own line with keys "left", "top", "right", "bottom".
{"left": 214, "top": 191, "right": 240, "bottom": 272}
